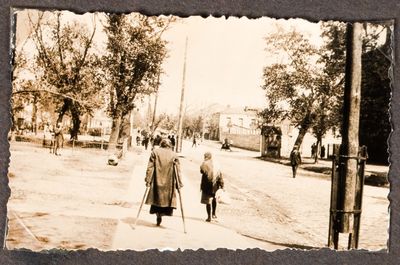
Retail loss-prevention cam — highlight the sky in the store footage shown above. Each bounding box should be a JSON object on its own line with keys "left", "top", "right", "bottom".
{"left": 156, "top": 16, "right": 323, "bottom": 114}
{"left": 14, "top": 9, "right": 324, "bottom": 115}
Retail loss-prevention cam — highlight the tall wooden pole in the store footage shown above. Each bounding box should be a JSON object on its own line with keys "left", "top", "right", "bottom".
{"left": 339, "top": 22, "right": 363, "bottom": 233}
{"left": 147, "top": 95, "right": 152, "bottom": 132}
{"left": 151, "top": 72, "right": 161, "bottom": 133}
{"left": 176, "top": 37, "right": 188, "bottom": 153}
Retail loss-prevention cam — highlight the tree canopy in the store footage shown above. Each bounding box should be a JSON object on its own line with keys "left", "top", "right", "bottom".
{"left": 26, "top": 11, "right": 103, "bottom": 139}
{"left": 260, "top": 22, "right": 391, "bottom": 161}
{"left": 101, "top": 13, "right": 170, "bottom": 147}
{"left": 260, "top": 28, "right": 325, "bottom": 149}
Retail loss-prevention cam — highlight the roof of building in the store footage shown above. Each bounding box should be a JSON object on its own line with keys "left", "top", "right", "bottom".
{"left": 218, "top": 106, "right": 260, "bottom": 115}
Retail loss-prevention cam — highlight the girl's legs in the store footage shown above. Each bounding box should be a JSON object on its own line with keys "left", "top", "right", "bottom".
{"left": 212, "top": 197, "right": 217, "bottom": 218}
{"left": 206, "top": 204, "right": 211, "bottom": 222}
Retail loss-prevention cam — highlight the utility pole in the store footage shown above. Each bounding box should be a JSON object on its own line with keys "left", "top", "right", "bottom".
{"left": 340, "top": 22, "right": 363, "bottom": 234}
{"left": 328, "top": 22, "right": 365, "bottom": 250}
{"left": 146, "top": 95, "right": 152, "bottom": 133}
{"left": 151, "top": 72, "right": 161, "bottom": 133}
{"left": 176, "top": 37, "right": 188, "bottom": 153}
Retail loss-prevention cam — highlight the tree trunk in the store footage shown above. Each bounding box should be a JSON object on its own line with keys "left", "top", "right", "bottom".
{"left": 292, "top": 112, "right": 314, "bottom": 151}
{"left": 57, "top": 98, "right": 71, "bottom": 124}
{"left": 70, "top": 105, "right": 81, "bottom": 140}
{"left": 314, "top": 136, "right": 322, "bottom": 163}
{"left": 32, "top": 94, "right": 38, "bottom": 135}
{"left": 339, "top": 22, "right": 363, "bottom": 234}
{"left": 109, "top": 114, "right": 122, "bottom": 151}
{"left": 118, "top": 113, "right": 131, "bottom": 140}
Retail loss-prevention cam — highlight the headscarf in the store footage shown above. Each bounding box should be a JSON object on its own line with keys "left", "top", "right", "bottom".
{"left": 202, "top": 152, "right": 221, "bottom": 183}
{"left": 160, "top": 138, "right": 171, "bottom": 148}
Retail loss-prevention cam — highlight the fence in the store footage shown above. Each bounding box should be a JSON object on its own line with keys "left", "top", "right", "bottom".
{"left": 14, "top": 134, "right": 130, "bottom": 158}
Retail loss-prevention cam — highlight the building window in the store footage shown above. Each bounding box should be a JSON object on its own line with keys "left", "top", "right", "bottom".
{"left": 250, "top": 119, "right": 256, "bottom": 129}
{"left": 226, "top": 117, "right": 231, "bottom": 127}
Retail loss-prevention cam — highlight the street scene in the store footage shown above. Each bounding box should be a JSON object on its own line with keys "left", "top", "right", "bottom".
{"left": 6, "top": 9, "right": 391, "bottom": 251}
{"left": 6, "top": 138, "right": 388, "bottom": 251}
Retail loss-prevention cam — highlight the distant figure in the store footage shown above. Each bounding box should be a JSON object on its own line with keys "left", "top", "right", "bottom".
{"left": 143, "top": 136, "right": 149, "bottom": 150}
{"left": 200, "top": 152, "right": 224, "bottom": 222}
{"left": 149, "top": 135, "right": 154, "bottom": 147}
{"left": 192, "top": 134, "right": 197, "bottom": 147}
{"left": 320, "top": 145, "right": 326, "bottom": 159}
{"left": 170, "top": 135, "right": 176, "bottom": 151}
{"left": 153, "top": 135, "right": 162, "bottom": 147}
{"left": 136, "top": 135, "right": 141, "bottom": 146}
{"left": 311, "top": 143, "right": 316, "bottom": 159}
{"left": 53, "top": 123, "right": 64, "bottom": 156}
{"left": 290, "top": 145, "right": 302, "bottom": 178}
{"left": 221, "top": 138, "right": 232, "bottom": 151}
{"left": 145, "top": 139, "right": 183, "bottom": 226}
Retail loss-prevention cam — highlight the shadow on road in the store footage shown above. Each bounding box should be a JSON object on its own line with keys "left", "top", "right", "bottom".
{"left": 239, "top": 233, "right": 320, "bottom": 250}
{"left": 121, "top": 217, "right": 156, "bottom": 228}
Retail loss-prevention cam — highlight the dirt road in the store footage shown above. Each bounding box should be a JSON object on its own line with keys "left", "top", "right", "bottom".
{"left": 180, "top": 140, "right": 389, "bottom": 250}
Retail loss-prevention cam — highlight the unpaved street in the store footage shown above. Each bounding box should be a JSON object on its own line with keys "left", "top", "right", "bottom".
{"left": 180, "top": 140, "right": 389, "bottom": 250}
{"left": 6, "top": 140, "right": 389, "bottom": 251}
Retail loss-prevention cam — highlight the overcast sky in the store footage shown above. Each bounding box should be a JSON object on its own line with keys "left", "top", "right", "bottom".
{"left": 15, "top": 9, "right": 324, "bottom": 115}
{"left": 156, "top": 16, "right": 323, "bottom": 114}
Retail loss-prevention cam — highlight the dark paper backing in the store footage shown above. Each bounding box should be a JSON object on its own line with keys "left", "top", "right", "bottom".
{"left": 0, "top": 1, "right": 399, "bottom": 264}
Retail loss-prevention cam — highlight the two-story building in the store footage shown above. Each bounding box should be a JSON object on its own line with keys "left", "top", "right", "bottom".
{"left": 208, "top": 106, "right": 261, "bottom": 151}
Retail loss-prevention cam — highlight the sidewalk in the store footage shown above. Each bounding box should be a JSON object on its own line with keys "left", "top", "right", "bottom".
{"left": 111, "top": 145, "right": 281, "bottom": 251}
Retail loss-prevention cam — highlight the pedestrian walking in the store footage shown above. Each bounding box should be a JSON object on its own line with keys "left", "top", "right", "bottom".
{"left": 290, "top": 145, "right": 302, "bottom": 178}
{"left": 170, "top": 135, "right": 176, "bottom": 151}
{"left": 144, "top": 139, "right": 183, "bottom": 226}
{"left": 142, "top": 136, "right": 149, "bottom": 150}
{"left": 53, "top": 123, "right": 64, "bottom": 156}
{"left": 154, "top": 134, "right": 162, "bottom": 146}
{"left": 311, "top": 143, "right": 316, "bottom": 159}
{"left": 200, "top": 152, "right": 224, "bottom": 222}
{"left": 321, "top": 145, "right": 326, "bottom": 159}
{"left": 192, "top": 134, "right": 197, "bottom": 147}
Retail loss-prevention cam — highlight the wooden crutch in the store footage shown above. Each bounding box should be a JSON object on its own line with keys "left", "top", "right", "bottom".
{"left": 133, "top": 185, "right": 150, "bottom": 229}
{"left": 174, "top": 163, "right": 187, "bottom": 234}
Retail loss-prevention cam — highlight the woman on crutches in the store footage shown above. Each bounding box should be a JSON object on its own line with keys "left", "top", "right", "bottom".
{"left": 144, "top": 139, "right": 183, "bottom": 226}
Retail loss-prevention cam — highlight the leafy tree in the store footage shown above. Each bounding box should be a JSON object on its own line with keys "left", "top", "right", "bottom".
{"left": 11, "top": 47, "right": 29, "bottom": 133}
{"left": 318, "top": 22, "right": 392, "bottom": 164}
{"left": 12, "top": 27, "right": 58, "bottom": 136}
{"left": 102, "top": 13, "right": 169, "bottom": 148}
{"left": 260, "top": 29, "right": 323, "bottom": 151}
{"left": 159, "top": 113, "right": 178, "bottom": 132}
{"left": 310, "top": 21, "right": 347, "bottom": 161}
{"left": 260, "top": 22, "right": 391, "bottom": 163}
{"left": 359, "top": 26, "right": 392, "bottom": 164}
{"left": 28, "top": 11, "right": 102, "bottom": 140}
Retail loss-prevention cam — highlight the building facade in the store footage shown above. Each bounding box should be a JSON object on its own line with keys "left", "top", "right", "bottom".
{"left": 208, "top": 105, "right": 341, "bottom": 158}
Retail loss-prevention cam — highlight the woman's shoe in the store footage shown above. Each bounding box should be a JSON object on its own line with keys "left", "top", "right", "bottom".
{"left": 205, "top": 217, "right": 211, "bottom": 222}
{"left": 212, "top": 215, "right": 217, "bottom": 219}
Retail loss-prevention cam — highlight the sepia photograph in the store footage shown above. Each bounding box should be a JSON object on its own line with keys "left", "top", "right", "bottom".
{"left": 6, "top": 8, "right": 391, "bottom": 251}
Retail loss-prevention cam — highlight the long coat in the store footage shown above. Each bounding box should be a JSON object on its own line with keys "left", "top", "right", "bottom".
{"left": 54, "top": 127, "right": 64, "bottom": 148}
{"left": 290, "top": 149, "right": 301, "bottom": 166}
{"left": 145, "top": 147, "right": 183, "bottom": 208}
